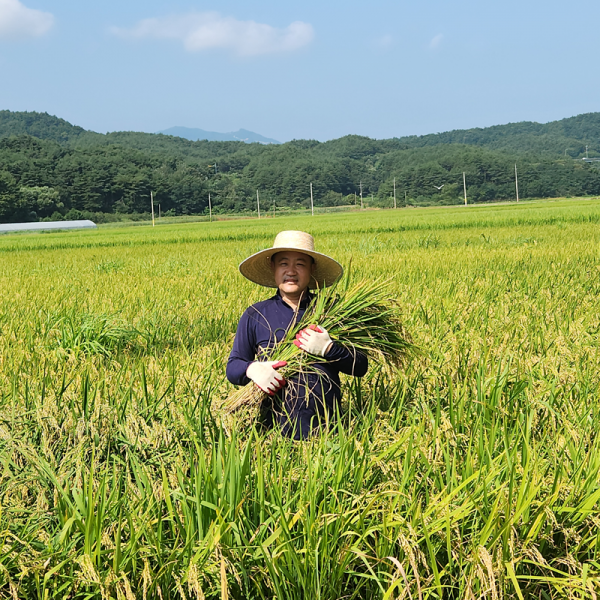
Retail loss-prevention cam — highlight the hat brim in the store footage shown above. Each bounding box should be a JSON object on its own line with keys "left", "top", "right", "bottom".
{"left": 239, "top": 247, "right": 343, "bottom": 289}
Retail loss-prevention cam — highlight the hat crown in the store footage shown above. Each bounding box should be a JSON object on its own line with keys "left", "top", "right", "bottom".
{"left": 272, "top": 230, "right": 315, "bottom": 252}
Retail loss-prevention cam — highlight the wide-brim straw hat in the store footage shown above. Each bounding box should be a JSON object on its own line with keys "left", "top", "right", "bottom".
{"left": 239, "top": 230, "right": 343, "bottom": 289}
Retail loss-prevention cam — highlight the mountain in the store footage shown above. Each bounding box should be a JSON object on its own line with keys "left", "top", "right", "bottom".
{"left": 0, "top": 110, "right": 99, "bottom": 144}
{"left": 393, "top": 112, "right": 600, "bottom": 158}
{"left": 1, "top": 109, "right": 599, "bottom": 159}
{"left": 1, "top": 109, "right": 600, "bottom": 223}
{"left": 156, "top": 126, "right": 280, "bottom": 144}
{"left": 0, "top": 111, "right": 280, "bottom": 147}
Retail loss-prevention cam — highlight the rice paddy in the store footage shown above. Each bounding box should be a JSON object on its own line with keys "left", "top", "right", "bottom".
{"left": 1, "top": 198, "right": 600, "bottom": 598}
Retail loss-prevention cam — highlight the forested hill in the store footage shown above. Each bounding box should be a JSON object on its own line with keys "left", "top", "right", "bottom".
{"left": 397, "top": 113, "right": 600, "bottom": 156}
{"left": 2, "top": 110, "right": 600, "bottom": 158}
{"left": 0, "top": 109, "right": 599, "bottom": 223}
{"left": 0, "top": 111, "right": 99, "bottom": 144}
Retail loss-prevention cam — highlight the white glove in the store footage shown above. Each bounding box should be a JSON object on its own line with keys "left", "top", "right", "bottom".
{"left": 246, "top": 360, "right": 287, "bottom": 395}
{"left": 293, "top": 325, "right": 333, "bottom": 358}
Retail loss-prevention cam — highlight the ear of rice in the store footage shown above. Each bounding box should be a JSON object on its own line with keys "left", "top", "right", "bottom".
{"left": 221, "top": 274, "right": 416, "bottom": 415}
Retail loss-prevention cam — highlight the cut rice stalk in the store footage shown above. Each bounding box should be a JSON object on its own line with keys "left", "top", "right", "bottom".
{"left": 221, "top": 275, "right": 416, "bottom": 414}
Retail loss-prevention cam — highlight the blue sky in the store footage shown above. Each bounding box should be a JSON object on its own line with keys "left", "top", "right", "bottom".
{"left": 1, "top": 0, "right": 598, "bottom": 142}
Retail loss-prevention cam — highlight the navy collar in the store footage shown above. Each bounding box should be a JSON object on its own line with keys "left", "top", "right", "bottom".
{"left": 275, "top": 288, "right": 313, "bottom": 310}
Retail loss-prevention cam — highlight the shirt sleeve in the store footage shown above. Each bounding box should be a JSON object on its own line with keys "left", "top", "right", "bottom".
{"left": 226, "top": 309, "right": 256, "bottom": 386}
{"left": 324, "top": 342, "right": 368, "bottom": 377}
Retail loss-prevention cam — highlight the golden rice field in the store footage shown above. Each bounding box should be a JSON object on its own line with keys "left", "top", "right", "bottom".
{"left": 1, "top": 198, "right": 600, "bottom": 599}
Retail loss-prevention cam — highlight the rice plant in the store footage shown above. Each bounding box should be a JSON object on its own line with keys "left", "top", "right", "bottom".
{"left": 0, "top": 198, "right": 599, "bottom": 598}
{"left": 47, "top": 311, "right": 140, "bottom": 355}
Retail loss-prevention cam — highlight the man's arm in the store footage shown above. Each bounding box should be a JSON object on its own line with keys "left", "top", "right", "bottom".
{"left": 325, "top": 343, "right": 368, "bottom": 377}
{"left": 226, "top": 310, "right": 255, "bottom": 386}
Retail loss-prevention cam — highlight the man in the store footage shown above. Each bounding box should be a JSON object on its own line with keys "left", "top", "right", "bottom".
{"left": 227, "top": 230, "right": 368, "bottom": 440}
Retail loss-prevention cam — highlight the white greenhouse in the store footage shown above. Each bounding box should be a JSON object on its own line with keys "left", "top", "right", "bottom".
{"left": 0, "top": 220, "right": 97, "bottom": 233}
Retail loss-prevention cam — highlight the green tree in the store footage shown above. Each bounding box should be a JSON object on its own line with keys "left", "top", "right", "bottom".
{"left": 19, "top": 186, "right": 62, "bottom": 217}
{"left": 0, "top": 171, "right": 19, "bottom": 220}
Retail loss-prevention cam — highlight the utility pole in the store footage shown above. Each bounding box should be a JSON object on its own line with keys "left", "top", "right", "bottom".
{"left": 393, "top": 177, "right": 397, "bottom": 209}
{"left": 515, "top": 164, "right": 519, "bottom": 203}
{"left": 158, "top": 204, "right": 161, "bottom": 220}
{"left": 586, "top": 145, "right": 589, "bottom": 159}
{"left": 256, "top": 189, "right": 261, "bottom": 219}
{"left": 405, "top": 190, "right": 407, "bottom": 205}
{"left": 359, "top": 181, "right": 363, "bottom": 209}
{"left": 463, "top": 172, "right": 468, "bottom": 206}
{"left": 208, "top": 192, "right": 212, "bottom": 221}
{"left": 273, "top": 197, "right": 276, "bottom": 218}
{"left": 310, "top": 182, "right": 314, "bottom": 216}
{"left": 150, "top": 191, "right": 155, "bottom": 227}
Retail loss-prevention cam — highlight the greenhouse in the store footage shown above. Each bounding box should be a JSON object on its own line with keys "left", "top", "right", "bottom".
{"left": 0, "top": 220, "right": 97, "bottom": 233}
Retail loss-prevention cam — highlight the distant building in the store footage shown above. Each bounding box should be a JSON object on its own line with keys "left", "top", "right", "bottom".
{"left": 0, "top": 220, "right": 97, "bottom": 233}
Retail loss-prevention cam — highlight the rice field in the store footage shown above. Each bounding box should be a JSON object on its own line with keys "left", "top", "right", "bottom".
{"left": 1, "top": 198, "right": 600, "bottom": 599}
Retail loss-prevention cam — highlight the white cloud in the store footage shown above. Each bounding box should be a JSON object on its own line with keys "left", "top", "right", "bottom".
{"left": 112, "top": 12, "right": 314, "bottom": 57}
{"left": 0, "top": 0, "right": 54, "bottom": 40}
{"left": 429, "top": 34, "right": 443, "bottom": 50}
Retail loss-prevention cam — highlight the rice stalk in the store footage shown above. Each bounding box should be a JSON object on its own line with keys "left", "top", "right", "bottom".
{"left": 221, "top": 275, "right": 416, "bottom": 414}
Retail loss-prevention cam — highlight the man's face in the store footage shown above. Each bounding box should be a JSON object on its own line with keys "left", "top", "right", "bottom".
{"left": 271, "top": 251, "right": 314, "bottom": 296}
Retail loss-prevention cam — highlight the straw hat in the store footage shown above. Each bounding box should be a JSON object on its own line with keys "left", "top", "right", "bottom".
{"left": 239, "top": 230, "right": 343, "bottom": 289}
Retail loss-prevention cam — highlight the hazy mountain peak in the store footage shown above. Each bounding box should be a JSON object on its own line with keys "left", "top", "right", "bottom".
{"left": 156, "top": 126, "right": 279, "bottom": 144}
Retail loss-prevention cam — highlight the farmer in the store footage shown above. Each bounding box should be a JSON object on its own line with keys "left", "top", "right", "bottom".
{"left": 227, "top": 230, "right": 368, "bottom": 440}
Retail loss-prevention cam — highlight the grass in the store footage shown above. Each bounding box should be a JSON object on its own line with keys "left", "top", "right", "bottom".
{"left": 0, "top": 198, "right": 600, "bottom": 598}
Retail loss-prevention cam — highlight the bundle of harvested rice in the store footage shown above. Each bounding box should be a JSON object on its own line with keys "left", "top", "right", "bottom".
{"left": 222, "top": 276, "right": 415, "bottom": 414}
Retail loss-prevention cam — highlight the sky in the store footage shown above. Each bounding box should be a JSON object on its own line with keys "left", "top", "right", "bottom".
{"left": 0, "top": 0, "right": 598, "bottom": 142}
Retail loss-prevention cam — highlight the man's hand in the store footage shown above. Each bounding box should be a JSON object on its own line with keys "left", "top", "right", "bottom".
{"left": 293, "top": 324, "right": 333, "bottom": 357}
{"left": 246, "top": 360, "right": 287, "bottom": 395}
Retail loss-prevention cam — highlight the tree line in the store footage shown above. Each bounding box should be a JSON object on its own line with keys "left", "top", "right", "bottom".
{"left": 0, "top": 111, "right": 599, "bottom": 222}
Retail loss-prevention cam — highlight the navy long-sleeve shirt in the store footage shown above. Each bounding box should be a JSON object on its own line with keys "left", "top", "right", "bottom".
{"left": 227, "top": 290, "right": 368, "bottom": 439}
